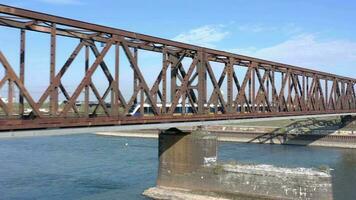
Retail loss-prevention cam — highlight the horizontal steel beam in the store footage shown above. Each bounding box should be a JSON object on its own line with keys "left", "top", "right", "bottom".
{"left": 0, "top": 4, "right": 355, "bottom": 81}
{"left": 0, "top": 111, "right": 354, "bottom": 131}
{"left": 0, "top": 113, "right": 355, "bottom": 136}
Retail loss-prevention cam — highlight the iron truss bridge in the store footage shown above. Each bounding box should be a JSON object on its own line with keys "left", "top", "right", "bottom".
{"left": 0, "top": 4, "right": 355, "bottom": 131}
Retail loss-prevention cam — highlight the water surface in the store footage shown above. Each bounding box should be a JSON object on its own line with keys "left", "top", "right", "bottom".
{"left": 0, "top": 134, "right": 355, "bottom": 200}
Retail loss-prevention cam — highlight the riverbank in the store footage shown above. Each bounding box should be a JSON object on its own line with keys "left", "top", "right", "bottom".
{"left": 97, "top": 116, "right": 356, "bottom": 148}
{"left": 2, "top": 116, "right": 355, "bottom": 149}
{"left": 96, "top": 130, "right": 356, "bottom": 148}
{"left": 0, "top": 129, "right": 82, "bottom": 139}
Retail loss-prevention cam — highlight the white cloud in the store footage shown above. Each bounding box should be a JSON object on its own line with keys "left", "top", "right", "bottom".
{"left": 237, "top": 24, "right": 273, "bottom": 33}
{"left": 173, "top": 25, "right": 229, "bottom": 48}
{"left": 236, "top": 23, "right": 302, "bottom": 35}
{"left": 232, "top": 34, "right": 356, "bottom": 77}
{"left": 38, "top": 0, "right": 83, "bottom": 5}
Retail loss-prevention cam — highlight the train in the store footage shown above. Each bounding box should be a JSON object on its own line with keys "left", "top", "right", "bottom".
{"left": 127, "top": 103, "right": 271, "bottom": 116}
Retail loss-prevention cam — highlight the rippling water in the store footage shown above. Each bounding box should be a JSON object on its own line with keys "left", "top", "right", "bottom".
{"left": 0, "top": 134, "right": 355, "bottom": 200}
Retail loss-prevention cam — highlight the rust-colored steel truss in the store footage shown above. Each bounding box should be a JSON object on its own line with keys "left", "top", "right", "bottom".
{"left": 0, "top": 4, "right": 355, "bottom": 131}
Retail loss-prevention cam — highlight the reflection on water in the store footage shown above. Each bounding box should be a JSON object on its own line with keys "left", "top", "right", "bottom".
{"left": 0, "top": 134, "right": 355, "bottom": 200}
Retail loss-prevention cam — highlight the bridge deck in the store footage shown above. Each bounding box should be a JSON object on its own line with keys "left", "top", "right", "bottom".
{"left": 1, "top": 113, "right": 355, "bottom": 137}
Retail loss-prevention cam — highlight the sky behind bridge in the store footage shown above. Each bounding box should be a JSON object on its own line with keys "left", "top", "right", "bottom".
{"left": 0, "top": 0, "right": 355, "bottom": 100}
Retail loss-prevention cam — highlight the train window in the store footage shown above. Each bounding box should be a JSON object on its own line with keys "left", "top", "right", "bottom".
{"left": 174, "top": 107, "right": 182, "bottom": 113}
{"left": 148, "top": 107, "right": 154, "bottom": 114}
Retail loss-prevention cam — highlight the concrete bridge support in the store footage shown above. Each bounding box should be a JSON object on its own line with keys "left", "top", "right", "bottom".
{"left": 157, "top": 127, "right": 218, "bottom": 187}
{"left": 144, "top": 127, "right": 334, "bottom": 200}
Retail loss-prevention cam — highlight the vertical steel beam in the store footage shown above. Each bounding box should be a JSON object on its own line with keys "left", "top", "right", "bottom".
{"left": 197, "top": 50, "right": 206, "bottom": 114}
{"left": 334, "top": 79, "right": 338, "bottom": 110}
{"left": 112, "top": 43, "right": 119, "bottom": 116}
{"left": 266, "top": 69, "right": 269, "bottom": 112}
{"left": 316, "top": 77, "right": 320, "bottom": 110}
{"left": 250, "top": 63, "right": 256, "bottom": 112}
{"left": 135, "top": 50, "right": 144, "bottom": 116}
{"left": 182, "top": 92, "right": 186, "bottom": 115}
{"left": 162, "top": 48, "right": 167, "bottom": 114}
{"left": 84, "top": 44, "right": 89, "bottom": 116}
{"left": 140, "top": 85, "right": 144, "bottom": 115}
{"left": 325, "top": 79, "right": 328, "bottom": 110}
{"left": 19, "top": 29, "right": 25, "bottom": 117}
{"left": 170, "top": 54, "right": 177, "bottom": 103}
{"left": 49, "top": 23, "right": 57, "bottom": 116}
{"left": 227, "top": 58, "right": 233, "bottom": 112}
{"left": 287, "top": 70, "right": 291, "bottom": 111}
{"left": 139, "top": 50, "right": 144, "bottom": 116}
{"left": 306, "top": 76, "right": 309, "bottom": 110}
{"left": 271, "top": 68, "right": 275, "bottom": 112}
{"left": 133, "top": 48, "right": 138, "bottom": 105}
{"left": 248, "top": 68, "right": 252, "bottom": 111}
{"left": 302, "top": 74, "right": 305, "bottom": 110}
{"left": 280, "top": 72, "right": 286, "bottom": 112}
{"left": 341, "top": 81, "right": 346, "bottom": 109}
{"left": 8, "top": 79, "right": 13, "bottom": 115}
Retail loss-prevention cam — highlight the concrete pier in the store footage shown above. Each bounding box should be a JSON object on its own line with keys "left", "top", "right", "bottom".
{"left": 144, "top": 127, "right": 333, "bottom": 200}
{"left": 157, "top": 127, "right": 218, "bottom": 187}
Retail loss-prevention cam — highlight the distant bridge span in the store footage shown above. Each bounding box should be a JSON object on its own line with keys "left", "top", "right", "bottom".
{"left": 0, "top": 4, "right": 355, "bottom": 131}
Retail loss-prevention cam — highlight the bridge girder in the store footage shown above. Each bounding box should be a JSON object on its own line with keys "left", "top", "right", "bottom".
{"left": 0, "top": 4, "right": 354, "bottom": 131}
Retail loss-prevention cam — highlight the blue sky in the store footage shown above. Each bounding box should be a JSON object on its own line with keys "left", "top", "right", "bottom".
{"left": 0, "top": 0, "right": 355, "bottom": 100}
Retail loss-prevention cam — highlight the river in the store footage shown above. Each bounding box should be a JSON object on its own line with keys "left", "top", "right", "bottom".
{"left": 0, "top": 133, "right": 355, "bottom": 200}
